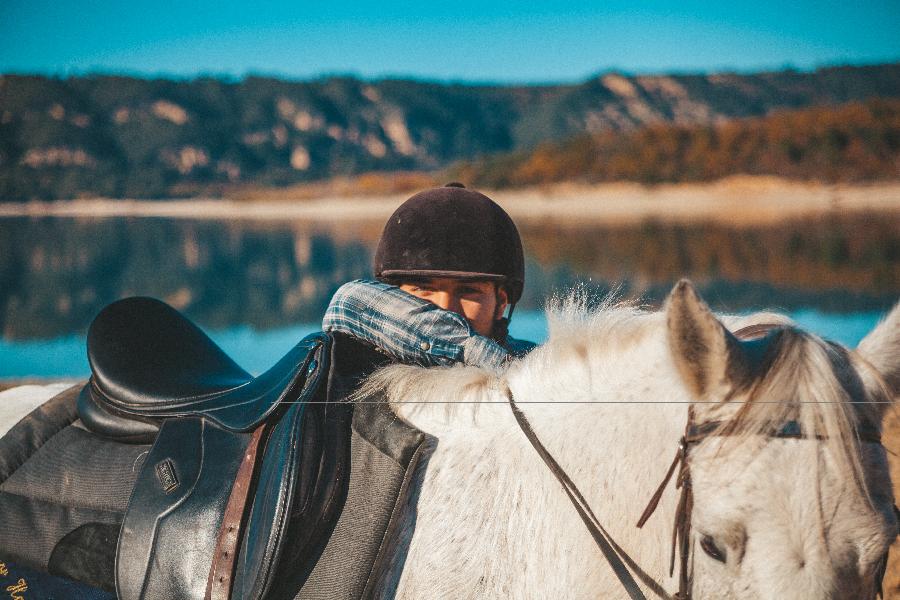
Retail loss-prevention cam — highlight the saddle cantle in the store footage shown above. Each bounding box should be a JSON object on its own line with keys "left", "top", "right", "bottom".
{"left": 77, "top": 297, "right": 337, "bottom": 600}
{"left": 79, "top": 296, "right": 314, "bottom": 439}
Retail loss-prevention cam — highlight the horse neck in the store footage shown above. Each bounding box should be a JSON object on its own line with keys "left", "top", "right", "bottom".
{"left": 505, "top": 320, "right": 693, "bottom": 573}
{"left": 387, "top": 314, "right": 694, "bottom": 595}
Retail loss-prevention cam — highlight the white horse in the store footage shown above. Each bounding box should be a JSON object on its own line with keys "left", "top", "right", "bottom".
{"left": 0, "top": 382, "right": 76, "bottom": 437}
{"left": 1, "top": 282, "right": 897, "bottom": 599}
{"left": 360, "top": 281, "right": 900, "bottom": 599}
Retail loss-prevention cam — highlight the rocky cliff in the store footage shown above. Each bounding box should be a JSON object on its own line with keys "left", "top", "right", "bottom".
{"left": 1, "top": 63, "right": 898, "bottom": 199}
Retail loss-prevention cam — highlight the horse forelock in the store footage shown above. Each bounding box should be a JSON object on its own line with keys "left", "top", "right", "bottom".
{"left": 698, "top": 326, "right": 885, "bottom": 504}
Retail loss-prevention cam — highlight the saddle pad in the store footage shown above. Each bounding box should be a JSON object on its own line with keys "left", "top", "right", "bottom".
{"left": 0, "top": 384, "right": 142, "bottom": 591}
{"left": 293, "top": 401, "right": 427, "bottom": 600}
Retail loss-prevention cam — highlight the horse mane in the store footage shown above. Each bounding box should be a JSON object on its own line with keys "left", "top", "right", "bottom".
{"left": 357, "top": 289, "right": 791, "bottom": 414}
{"left": 354, "top": 289, "right": 652, "bottom": 422}
{"left": 356, "top": 289, "right": 886, "bottom": 499}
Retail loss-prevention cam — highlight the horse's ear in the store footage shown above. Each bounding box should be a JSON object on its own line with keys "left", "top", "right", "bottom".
{"left": 857, "top": 301, "right": 900, "bottom": 399}
{"left": 666, "top": 279, "right": 748, "bottom": 400}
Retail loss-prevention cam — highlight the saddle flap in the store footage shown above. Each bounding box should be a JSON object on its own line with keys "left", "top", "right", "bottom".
{"left": 115, "top": 417, "right": 250, "bottom": 600}
{"left": 231, "top": 397, "right": 312, "bottom": 599}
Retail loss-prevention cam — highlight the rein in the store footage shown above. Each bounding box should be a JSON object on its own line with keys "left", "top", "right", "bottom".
{"left": 507, "top": 323, "right": 891, "bottom": 600}
{"left": 507, "top": 390, "right": 650, "bottom": 600}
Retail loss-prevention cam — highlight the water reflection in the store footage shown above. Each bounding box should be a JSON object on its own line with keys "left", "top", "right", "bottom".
{"left": 0, "top": 218, "right": 374, "bottom": 339}
{"left": 518, "top": 213, "right": 898, "bottom": 311}
{"left": 0, "top": 309, "right": 885, "bottom": 379}
{"left": 0, "top": 213, "right": 896, "bottom": 341}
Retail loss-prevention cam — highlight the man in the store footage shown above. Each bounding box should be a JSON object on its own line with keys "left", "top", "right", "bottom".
{"left": 284, "top": 183, "right": 535, "bottom": 598}
{"left": 322, "top": 182, "right": 534, "bottom": 372}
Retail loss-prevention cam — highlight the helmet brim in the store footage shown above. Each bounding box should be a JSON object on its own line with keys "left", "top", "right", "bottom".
{"left": 379, "top": 269, "right": 508, "bottom": 282}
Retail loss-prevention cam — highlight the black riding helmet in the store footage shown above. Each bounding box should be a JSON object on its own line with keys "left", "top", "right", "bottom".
{"left": 374, "top": 183, "right": 525, "bottom": 305}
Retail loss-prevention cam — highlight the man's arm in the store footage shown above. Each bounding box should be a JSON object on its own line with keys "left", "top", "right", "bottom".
{"left": 323, "top": 279, "right": 510, "bottom": 369}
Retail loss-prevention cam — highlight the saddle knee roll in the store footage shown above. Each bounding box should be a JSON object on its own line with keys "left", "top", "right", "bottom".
{"left": 77, "top": 384, "right": 160, "bottom": 443}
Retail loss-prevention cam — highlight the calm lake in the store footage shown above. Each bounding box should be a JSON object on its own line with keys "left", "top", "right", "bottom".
{"left": 1, "top": 212, "right": 897, "bottom": 378}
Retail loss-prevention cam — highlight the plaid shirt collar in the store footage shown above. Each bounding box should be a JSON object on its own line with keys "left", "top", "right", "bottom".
{"left": 322, "top": 279, "right": 533, "bottom": 369}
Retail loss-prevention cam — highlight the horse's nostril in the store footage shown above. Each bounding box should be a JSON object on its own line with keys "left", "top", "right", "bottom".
{"left": 700, "top": 535, "right": 726, "bottom": 563}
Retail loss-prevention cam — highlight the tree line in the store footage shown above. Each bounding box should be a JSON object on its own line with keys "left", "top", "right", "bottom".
{"left": 451, "top": 99, "right": 900, "bottom": 186}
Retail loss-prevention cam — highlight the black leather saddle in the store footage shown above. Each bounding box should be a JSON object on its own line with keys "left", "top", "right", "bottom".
{"left": 77, "top": 297, "right": 340, "bottom": 600}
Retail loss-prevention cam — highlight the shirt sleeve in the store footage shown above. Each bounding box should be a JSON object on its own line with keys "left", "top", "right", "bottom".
{"left": 322, "top": 279, "right": 509, "bottom": 369}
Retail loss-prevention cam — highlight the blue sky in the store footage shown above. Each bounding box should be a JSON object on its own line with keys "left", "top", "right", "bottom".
{"left": 1, "top": 1, "right": 898, "bottom": 82}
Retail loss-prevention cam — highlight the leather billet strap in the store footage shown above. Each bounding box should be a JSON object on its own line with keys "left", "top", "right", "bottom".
{"left": 507, "top": 388, "right": 649, "bottom": 600}
{"left": 205, "top": 424, "right": 267, "bottom": 600}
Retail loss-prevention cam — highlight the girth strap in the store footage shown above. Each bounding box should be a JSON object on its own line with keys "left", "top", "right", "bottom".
{"left": 507, "top": 389, "right": 649, "bottom": 600}
{"left": 205, "top": 424, "right": 267, "bottom": 600}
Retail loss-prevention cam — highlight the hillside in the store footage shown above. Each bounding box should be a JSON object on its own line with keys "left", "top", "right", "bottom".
{"left": 1, "top": 63, "right": 899, "bottom": 200}
{"left": 452, "top": 99, "right": 900, "bottom": 186}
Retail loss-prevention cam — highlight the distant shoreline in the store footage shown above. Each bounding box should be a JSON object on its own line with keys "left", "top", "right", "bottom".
{"left": 1, "top": 177, "right": 898, "bottom": 226}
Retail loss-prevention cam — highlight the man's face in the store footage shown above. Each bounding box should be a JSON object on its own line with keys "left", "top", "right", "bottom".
{"left": 399, "top": 277, "right": 509, "bottom": 337}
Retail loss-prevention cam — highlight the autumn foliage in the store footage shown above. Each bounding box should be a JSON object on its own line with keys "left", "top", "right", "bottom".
{"left": 453, "top": 99, "right": 900, "bottom": 186}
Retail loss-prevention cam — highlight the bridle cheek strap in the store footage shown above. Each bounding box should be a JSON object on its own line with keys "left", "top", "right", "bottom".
{"left": 636, "top": 438, "right": 693, "bottom": 600}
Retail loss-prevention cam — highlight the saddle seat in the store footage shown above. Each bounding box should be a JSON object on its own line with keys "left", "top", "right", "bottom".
{"left": 79, "top": 297, "right": 321, "bottom": 441}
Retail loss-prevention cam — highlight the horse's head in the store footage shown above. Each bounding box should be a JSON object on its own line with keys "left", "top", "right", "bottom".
{"left": 667, "top": 280, "right": 899, "bottom": 599}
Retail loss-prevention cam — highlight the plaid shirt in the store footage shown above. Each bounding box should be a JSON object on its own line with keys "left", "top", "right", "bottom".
{"left": 322, "top": 279, "right": 534, "bottom": 369}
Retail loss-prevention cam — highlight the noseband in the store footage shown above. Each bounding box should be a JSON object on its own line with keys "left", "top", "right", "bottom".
{"left": 508, "top": 323, "right": 892, "bottom": 600}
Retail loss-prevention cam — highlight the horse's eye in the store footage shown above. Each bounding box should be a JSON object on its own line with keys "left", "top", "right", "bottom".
{"left": 700, "top": 535, "right": 726, "bottom": 563}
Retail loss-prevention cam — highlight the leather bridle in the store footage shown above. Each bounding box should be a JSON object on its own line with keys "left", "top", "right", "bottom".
{"left": 507, "top": 324, "right": 894, "bottom": 600}
{"left": 634, "top": 412, "right": 886, "bottom": 600}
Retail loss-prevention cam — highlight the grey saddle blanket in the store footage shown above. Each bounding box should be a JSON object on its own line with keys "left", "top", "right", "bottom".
{"left": 0, "top": 384, "right": 427, "bottom": 599}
